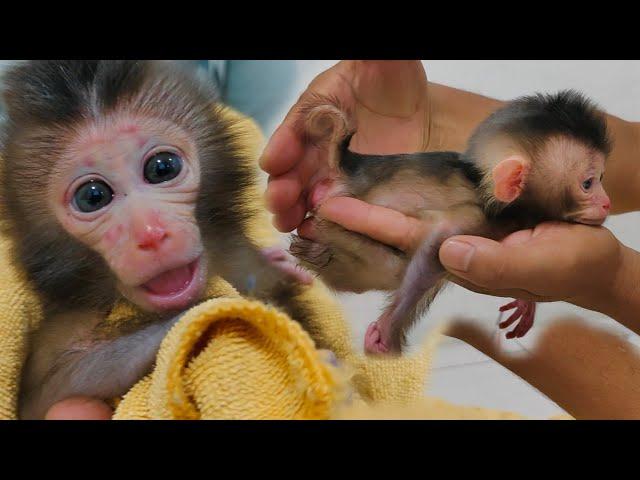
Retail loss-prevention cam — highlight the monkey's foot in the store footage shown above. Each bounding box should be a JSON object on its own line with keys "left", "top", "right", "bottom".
{"left": 261, "top": 247, "right": 314, "bottom": 285}
{"left": 364, "top": 322, "right": 391, "bottom": 355}
{"left": 498, "top": 299, "right": 537, "bottom": 339}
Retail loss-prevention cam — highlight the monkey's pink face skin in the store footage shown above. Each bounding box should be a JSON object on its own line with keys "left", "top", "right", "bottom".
{"left": 538, "top": 138, "right": 611, "bottom": 226}
{"left": 566, "top": 153, "right": 610, "bottom": 226}
{"left": 50, "top": 117, "right": 208, "bottom": 312}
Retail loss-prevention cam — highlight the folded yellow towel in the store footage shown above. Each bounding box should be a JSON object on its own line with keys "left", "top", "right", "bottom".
{"left": 111, "top": 282, "right": 528, "bottom": 420}
{"left": 0, "top": 105, "right": 557, "bottom": 420}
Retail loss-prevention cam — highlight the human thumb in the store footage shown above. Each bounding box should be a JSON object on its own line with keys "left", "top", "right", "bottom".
{"left": 351, "top": 60, "right": 427, "bottom": 118}
{"left": 439, "top": 235, "right": 528, "bottom": 290}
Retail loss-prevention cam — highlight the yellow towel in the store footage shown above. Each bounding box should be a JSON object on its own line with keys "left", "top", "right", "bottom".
{"left": 0, "top": 105, "right": 557, "bottom": 420}
{"left": 111, "top": 285, "right": 530, "bottom": 420}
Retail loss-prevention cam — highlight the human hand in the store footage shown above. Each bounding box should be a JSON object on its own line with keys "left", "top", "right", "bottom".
{"left": 44, "top": 396, "right": 113, "bottom": 420}
{"left": 313, "top": 196, "right": 624, "bottom": 313}
{"left": 260, "top": 60, "right": 430, "bottom": 233}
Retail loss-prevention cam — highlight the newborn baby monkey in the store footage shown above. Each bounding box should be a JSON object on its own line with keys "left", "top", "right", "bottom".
{"left": 291, "top": 91, "right": 612, "bottom": 355}
{"left": 0, "top": 60, "right": 316, "bottom": 419}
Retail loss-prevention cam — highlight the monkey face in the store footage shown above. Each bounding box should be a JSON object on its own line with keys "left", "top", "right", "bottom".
{"left": 550, "top": 141, "right": 610, "bottom": 226}
{"left": 567, "top": 155, "right": 610, "bottom": 225}
{"left": 49, "top": 116, "right": 208, "bottom": 312}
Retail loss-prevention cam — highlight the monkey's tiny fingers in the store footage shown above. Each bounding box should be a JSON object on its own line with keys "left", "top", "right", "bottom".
{"left": 510, "top": 302, "right": 536, "bottom": 339}
{"left": 499, "top": 306, "right": 524, "bottom": 330}
{"left": 261, "top": 246, "right": 314, "bottom": 285}
{"left": 499, "top": 300, "right": 520, "bottom": 312}
{"left": 261, "top": 246, "right": 289, "bottom": 261}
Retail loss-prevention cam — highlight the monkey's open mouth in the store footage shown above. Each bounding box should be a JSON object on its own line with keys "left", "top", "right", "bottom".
{"left": 137, "top": 256, "right": 206, "bottom": 311}
{"left": 143, "top": 261, "right": 198, "bottom": 296}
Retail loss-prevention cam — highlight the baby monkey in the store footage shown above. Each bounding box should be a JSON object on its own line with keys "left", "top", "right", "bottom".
{"left": 0, "top": 60, "right": 317, "bottom": 419}
{"left": 290, "top": 90, "right": 612, "bottom": 355}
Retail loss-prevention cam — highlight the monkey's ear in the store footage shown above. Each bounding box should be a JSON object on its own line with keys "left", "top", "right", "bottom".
{"left": 492, "top": 156, "right": 529, "bottom": 203}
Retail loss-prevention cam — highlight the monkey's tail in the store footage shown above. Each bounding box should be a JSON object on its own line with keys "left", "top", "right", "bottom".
{"left": 296, "top": 93, "right": 356, "bottom": 171}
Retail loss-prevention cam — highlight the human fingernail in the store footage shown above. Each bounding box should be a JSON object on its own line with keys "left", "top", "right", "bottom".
{"left": 440, "top": 240, "right": 475, "bottom": 272}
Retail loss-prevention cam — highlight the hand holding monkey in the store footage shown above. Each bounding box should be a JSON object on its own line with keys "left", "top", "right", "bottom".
{"left": 312, "top": 201, "right": 623, "bottom": 316}
{"left": 290, "top": 91, "right": 612, "bottom": 354}
{"left": 261, "top": 60, "right": 430, "bottom": 232}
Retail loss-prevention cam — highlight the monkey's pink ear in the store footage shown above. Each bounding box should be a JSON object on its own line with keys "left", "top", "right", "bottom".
{"left": 492, "top": 156, "right": 529, "bottom": 203}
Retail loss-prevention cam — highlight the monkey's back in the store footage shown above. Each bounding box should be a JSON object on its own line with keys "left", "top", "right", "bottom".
{"left": 339, "top": 148, "right": 484, "bottom": 219}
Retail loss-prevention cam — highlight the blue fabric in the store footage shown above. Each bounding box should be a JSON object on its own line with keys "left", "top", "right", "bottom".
{"left": 202, "top": 60, "right": 296, "bottom": 136}
{"left": 0, "top": 61, "right": 298, "bottom": 138}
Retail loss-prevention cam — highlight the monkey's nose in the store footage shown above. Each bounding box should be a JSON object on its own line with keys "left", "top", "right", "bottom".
{"left": 137, "top": 226, "right": 169, "bottom": 251}
{"left": 602, "top": 199, "right": 611, "bottom": 212}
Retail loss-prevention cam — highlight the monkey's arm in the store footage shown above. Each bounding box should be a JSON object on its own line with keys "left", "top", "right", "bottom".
{"left": 19, "top": 313, "right": 182, "bottom": 420}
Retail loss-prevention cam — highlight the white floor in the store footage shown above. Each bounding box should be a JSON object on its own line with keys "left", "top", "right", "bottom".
{"left": 269, "top": 61, "right": 640, "bottom": 418}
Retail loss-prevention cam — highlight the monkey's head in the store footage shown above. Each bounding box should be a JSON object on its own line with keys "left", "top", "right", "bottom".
{"left": 0, "top": 61, "right": 254, "bottom": 312}
{"left": 469, "top": 90, "right": 612, "bottom": 226}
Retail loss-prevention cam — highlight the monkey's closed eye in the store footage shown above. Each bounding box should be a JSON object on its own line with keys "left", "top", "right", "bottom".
{"left": 73, "top": 180, "right": 114, "bottom": 213}
{"left": 582, "top": 178, "right": 593, "bottom": 191}
{"left": 144, "top": 152, "right": 183, "bottom": 184}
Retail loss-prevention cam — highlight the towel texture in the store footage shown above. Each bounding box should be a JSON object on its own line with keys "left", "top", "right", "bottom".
{"left": 0, "top": 104, "right": 555, "bottom": 420}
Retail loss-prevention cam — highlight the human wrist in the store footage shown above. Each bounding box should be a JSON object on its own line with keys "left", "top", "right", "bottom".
{"left": 587, "top": 244, "right": 640, "bottom": 334}
{"left": 427, "top": 83, "right": 504, "bottom": 153}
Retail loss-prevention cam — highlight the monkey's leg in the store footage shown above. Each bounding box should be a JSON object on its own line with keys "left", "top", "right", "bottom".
{"left": 364, "top": 222, "right": 464, "bottom": 356}
{"left": 365, "top": 277, "right": 448, "bottom": 354}
{"left": 19, "top": 313, "right": 182, "bottom": 420}
{"left": 498, "top": 299, "right": 537, "bottom": 339}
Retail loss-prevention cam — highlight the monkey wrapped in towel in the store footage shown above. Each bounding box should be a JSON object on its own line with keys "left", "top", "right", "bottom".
{"left": 2, "top": 216, "right": 541, "bottom": 420}
{"left": 0, "top": 60, "right": 351, "bottom": 419}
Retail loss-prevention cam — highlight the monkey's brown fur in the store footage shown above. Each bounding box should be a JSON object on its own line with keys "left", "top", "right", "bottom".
{"left": 0, "top": 61, "right": 325, "bottom": 418}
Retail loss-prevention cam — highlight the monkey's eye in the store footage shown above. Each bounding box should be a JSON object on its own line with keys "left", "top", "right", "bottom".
{"left": 73, "top": 180, "right": 114, "bottom": 213}
{"left": 582, "top": 178, "right": 594, "bottom": 191}
{"left": 600, "top": 173, "right": 604, "bottom": 182}
{"left": 144, "top": 152, "right": 183, "bottom": 184}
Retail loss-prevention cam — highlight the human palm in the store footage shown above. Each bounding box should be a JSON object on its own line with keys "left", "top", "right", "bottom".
{"left": 261, "top": 60, "right": 431, "bottom": 232}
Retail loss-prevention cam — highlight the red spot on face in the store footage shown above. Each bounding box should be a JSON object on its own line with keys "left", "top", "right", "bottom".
{"left": 82, "top": 156, "right": 95, "bottom": 168}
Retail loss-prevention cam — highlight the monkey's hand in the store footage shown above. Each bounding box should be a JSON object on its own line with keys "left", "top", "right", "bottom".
{"left": 260, "top": 246, "right": 314, "bottom": 285}
{"left": 261, "top": 60, "right": 430, "bottom": 233}
{"left": 498, "top": 299, "right": 537, "bottom": 339}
